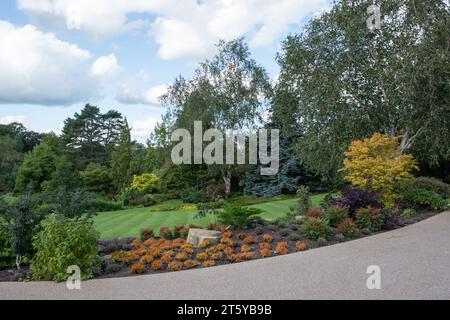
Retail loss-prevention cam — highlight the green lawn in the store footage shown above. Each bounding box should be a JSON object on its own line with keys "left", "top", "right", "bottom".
{"left": 94, "top": 194, "right": 326, "bottom": 240}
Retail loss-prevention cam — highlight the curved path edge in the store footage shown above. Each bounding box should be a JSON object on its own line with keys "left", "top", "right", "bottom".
{"left": 1, "top": 211, "right": 450, "bottom": 300}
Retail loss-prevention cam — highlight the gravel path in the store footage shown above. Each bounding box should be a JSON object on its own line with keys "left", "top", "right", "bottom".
{"left": 1, "top": 211, "right": 449, "bottom": 300}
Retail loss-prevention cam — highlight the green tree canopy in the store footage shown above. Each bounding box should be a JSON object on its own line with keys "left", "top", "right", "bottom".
{"left": 276, "top": 0, "right": 449, "bottom": 181}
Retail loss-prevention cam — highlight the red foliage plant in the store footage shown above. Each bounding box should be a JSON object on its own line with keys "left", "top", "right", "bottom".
{"left": 305, "top": 208, "right": 322, "bottom": 218}
{"left": 151, "top": 259, "right": 164, "bottom": 271}
{"left": 262, "top": 234, "right": 274, "bottom": 243}
{"left": 130, "top": 262, "right": 146, "bottom": 274}
{"left": 243, "top": 236, "right": 257, "bottom": 244}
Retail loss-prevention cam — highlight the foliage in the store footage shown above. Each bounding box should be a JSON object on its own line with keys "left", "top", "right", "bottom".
{"left": 0, "top": 135, "right": 23, "bottom": 193}
{"left": 81, "top": 163, "right": 113, "bottom": 194}
{"left": 401, "top": 188, "right": 447, "bottom": 211}
{"left": 337, "top": 219, "right": 358, "bottom": 239}
{"left": 302, "top": 217, "right": 331, "bottom": 240}
{"left": 130, "top": 173, "right": 159, "bottom": 194}
{"left": 340, "top": 133, "right": 418, "bottom": 207}
{"left": 15, "top": 134, "right": 62, "bottom": 192}
{"left": 88, "top": 198, "right": 123, "bottom": 213}
{"left": 48, "top": 188, "right": 95, "bottom": 218}
{"left": 139, "top": 228, "right": 154, "bottom": 241}
{"left": 244, "top": 132, "right": 322, "bottom": 197}
{"left": 407, "top": 177, "right": 450, "bottom": 199}
{"left": 277, "top": 0, "right": 449, "bottom": 180}
{"left": 111, "top": 121, "right": 137, "bottom": 192}
{"left": 62, "top": 105, "right": 126, "bottom": 169}
{"left": 0, "top": 227, "right": 14, "bottom": 268}
{"left": 295, "top": 241, "right": 307, "bottom": 251}
{"left": 43, "top": 156, "right": 83, "bottom": 192}
{"left": 330, "top": 186, "right": 382, "bottom": 217}
{"left": 218, "top": 205, "right": 262, "bottom": 228}
{"left": 179, "top": 187, "right": 207, "bottom": 204}
{"left": 162, "top": 38, "right": 271, "bottom": 195}
{"left": 325, "top": 206, "right": 349, "bottom": 227}
{"left": 401, "top": 208, "right": 417, "bottom": 218}
{"left": 305, "top": 208, "right": 322, "bottom": 218}
{"left": 0, "top": 194, "right": 40, "bottom": 269}
{"left": 355, "top": 208, "right": 384, "bottom": 232}
{"left": 288, "top": 186, "right": 311, "bottom": 219}
{"left": 31, "top": 214, "right": 100, "bottom": 281}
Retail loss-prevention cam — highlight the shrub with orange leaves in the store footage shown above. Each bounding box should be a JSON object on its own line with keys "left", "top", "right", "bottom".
{"left": 130, "top": 262, "right": 146, "bottom": 274}
{"left": 172, "top": 238, "right": 186, "bottom": 249}
{"left": 160, "top": 252, "right": 173, "bottom": 263}
{"left": 305, "top": 208, "right": 322, "bottom": 218}
{"left": 184, "top": 259, "right": 199, "bottom": 269}
{"left": 140, "top": 254, "right": 155, "bottom": 265}
{"left": 196, "top": 252, "right": 209, "bottom": 261}
{"left": 220, "top": 237, "right": 235, "bottom": 247}
{"left": 210, "top": 252, "right": 223, "bottom": 261}
{"left": 243, "top": 236, "right": 257, "bottom": 244}
{"left": 159, "top": 226, "right": 173, "bottom": 240}
{"left": 143, "top": 238, "right": 158, "bottom": 246}
{"left": 240, "top": 252, "right": 256, "bottom": 260}
{"left": 262, "top": 234, "right": 273, "bottom": 243}
{"left": 168, "top": 261, "right": 183, "bottom": 271}
{"left": 151, "top": 259, "right": 164, "bottom": 271}
{"left": 260, "top": 249, "right": 273, "bottom": 258}
{"left": 275, "top": 242, "right": 289, "bottom": 255}
{"left": 259, "top": 243, "right": 271, "bottom": 250}
{"left": 224, "top": 247, "right": 234, "bottom": 256}
{"left": 205, "top": 246, "right": 218, "bottom": 255}
{"left": 111, "top": 251, "right": 125, "bottom": 263}
{"left": 339, "top": 133, "right": 418, "bottom": 207}
{"left": 199, "top": 239, "right": 212, "bottom": 249}
{"left": 216, "top": 244, "right": 226, "bottom": 251}
{"left": 175, "top": 252, "right": 188, "bottom": 261}
{"left": 123, "top": 251, "right": 140, "bottom": 265}
{"left": 221, "top": 230, "right": 233, "bottom": 238}
{"left": 130, "top": 239, "right": 143, "bottom": 248}
{"left": 203, "top": 260, "right": 216, "bottom": 268}
{"left": 295, "top": 241, "right": 307, "bottom": 251}
{"left": 240, "top": 245, "right": 252, "bottom": 253}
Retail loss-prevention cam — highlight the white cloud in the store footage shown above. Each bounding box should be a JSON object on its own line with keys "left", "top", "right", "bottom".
{"left": 0, "top": 115, "right": 26, "bottom": 125}
{"left": 0, "top": 20, "right": 122, "bottom": 105}
{"left": 18, "top": 0, "right": 331, "bottom": 60}
{"left": 130, "top": 116, "right": 159, "bottom": 142}
{"left": 90, "top": 54, "right": 121, "bottom": 79}
{"left": 116, "top": 83, "right": 168, "bottom": 106}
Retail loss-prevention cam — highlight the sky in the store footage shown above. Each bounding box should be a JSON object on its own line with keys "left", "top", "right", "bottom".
{"left": 0, "top": 0, "right": 331, "bottom": 142}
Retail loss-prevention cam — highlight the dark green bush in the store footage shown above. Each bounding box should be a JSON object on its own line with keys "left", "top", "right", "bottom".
{"left": 408, "top": 177, "right": 450, "bottom": 199}
{"left": 0, "top": 228, "right": 14, "bottom": 268}
{"left": 31, "top": 214, "right": 100, "bottom": 282}
{"left": 303, "top": 217, "right": 331, "bottom": 240}
{"left": 325, "top": 205, "right": 349, "bottom": 226}
{"left": 89, "top": 198, "right": 123, "bottom": 212}
{"left": 218, "top": 205, "right": 263, "bottom": 228}
{"left": 401, "top": 188, "right": 447, "bottom": 211}
{"left": 355, "top": 207, "right": 384, "bottom": 231}
{"left": 128, "top": 194, "right": 156, "bottom": 207}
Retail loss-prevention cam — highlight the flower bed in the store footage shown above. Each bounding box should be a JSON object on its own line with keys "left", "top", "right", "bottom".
{"left": 93, "top": 209, "right": 441, "bottom": 279}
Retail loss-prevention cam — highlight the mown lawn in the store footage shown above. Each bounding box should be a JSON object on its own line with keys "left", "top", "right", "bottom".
{"left": 94, "top": 193, "right": 326, "bottom": 240}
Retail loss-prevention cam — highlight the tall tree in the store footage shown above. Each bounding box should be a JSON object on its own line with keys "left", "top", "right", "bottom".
{"left": 111, "top": 120, "right": 135, "bottom": 192}
{"left": 276, "top": 0, "right": 449, "bottom": 181}
{"left": 163, "top": 38, "right": 271, "bottom": 195}
{"left": 0, "top": 136, "right": 23, "bottom": 192}
{"left": 62, "top": 104, "right": 126, "bottom": 169}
